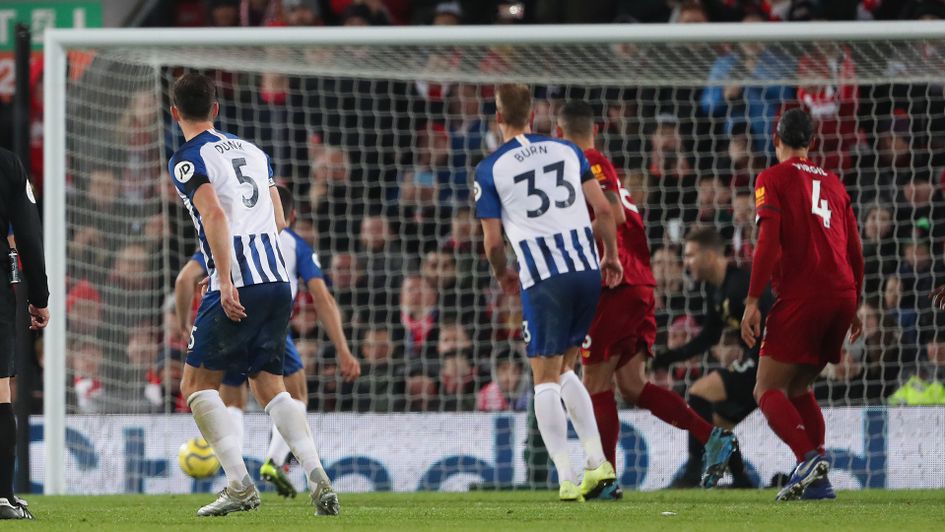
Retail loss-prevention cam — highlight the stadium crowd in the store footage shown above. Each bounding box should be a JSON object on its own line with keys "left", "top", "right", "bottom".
{"left": 4, "top": 0, "right": 945, "bottom": 415}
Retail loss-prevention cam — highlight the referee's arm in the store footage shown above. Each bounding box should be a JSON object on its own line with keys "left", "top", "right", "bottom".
{"left": 1, "top": 148, "right": 49, "bottom": 316}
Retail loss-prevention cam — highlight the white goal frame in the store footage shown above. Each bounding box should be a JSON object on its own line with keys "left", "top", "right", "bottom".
{"left": 42, "top": 20, "right": 945, "bottom": 495}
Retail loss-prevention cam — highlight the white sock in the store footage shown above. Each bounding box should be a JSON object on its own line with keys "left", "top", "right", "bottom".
{"left": 559, "top": 370, "right": 606, "bottom": 469}
{"left": 265, "top": 392, "right": 329, "bottom": 487}
{"left": 534, "top": 382, "right": 575, "bottom": 484}
{"left": 226, "top": 406, "right": 244, "bottom": 453}
{"left": 188, "top": 390, "right": 251, "bottom": 491}
{"left": 266, "top": 401, "right": 302, "bottom": 466}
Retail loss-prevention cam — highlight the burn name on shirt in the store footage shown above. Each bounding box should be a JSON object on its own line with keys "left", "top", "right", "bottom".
{"left": 514, "top": 144, "right": 548, "bottom": 162}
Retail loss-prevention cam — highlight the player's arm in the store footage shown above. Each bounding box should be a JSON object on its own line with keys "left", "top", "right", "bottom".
{"left": 307, "top": 277, "right": 359, "bottom": 381}
{"left": 270, "top": 185, "right": 287, "bottom": 232}
{"left": 3, "top": 151, "right": 49, "bottom": 329}
{"left": 174, "top": 259, "right": 205, "bottom": 336}
{"left": 481, "top": 218, "right": 518, "bottom": 294}
{"left": 475, "top": 163, "right": 519, "bottom": 294}
{"left": 845, "top": 203, "right": 864, "bottom": 305}
{"left": 192, "top": 185, "right": 246, "bottom": 321}
{"left": 592, "top": 190, "right": 626, "bottom": 234}
{"left": 657, "top": 309, "right": 724, "bottom": 367}
{"left": 742, "top": 172, "right": 781, "bottom": 348}
{"left": 583, "top": 178, "right": 622, "bottom": 288}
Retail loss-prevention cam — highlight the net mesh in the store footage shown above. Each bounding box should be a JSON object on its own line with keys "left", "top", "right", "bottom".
{"left": 57, "top": 35, "right": 945, "bottom": 492}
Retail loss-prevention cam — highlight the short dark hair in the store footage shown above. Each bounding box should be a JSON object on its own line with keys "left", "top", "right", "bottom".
{"left": 276, "top": 184, "right": 294, "bottom": 216}
{"left": 686, "top": 226, "right": 725, "bottom": 252}
{"left": 171, "top": 73, "right": 217, "bottom": 121}
{"left": 776, "top": 108, "right": 814, "bottom": 149}
{"left": 558, "top": 100, "right": 595, "bottom": 138}
{"left": 495, "top": 84, "right": 532, "bottom": 129}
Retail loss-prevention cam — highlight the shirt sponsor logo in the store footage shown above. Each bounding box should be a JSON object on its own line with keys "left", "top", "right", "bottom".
{"left": 174, "top": 161, "right": 195, "bottom": 183}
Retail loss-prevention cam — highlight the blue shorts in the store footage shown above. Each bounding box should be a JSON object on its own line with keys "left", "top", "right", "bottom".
{"left": 187, "top": 282, "right": 292, "bottom": 378}
{"left": 520, "top": 270, "right": 602, "bottom": 358}
{"left": 222, "top": 334, "right": 304, "bottom": 387}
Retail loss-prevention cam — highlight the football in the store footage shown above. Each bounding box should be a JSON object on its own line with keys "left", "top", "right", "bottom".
{"left": 177, "top": 437, "right": 220, "bottom": 479}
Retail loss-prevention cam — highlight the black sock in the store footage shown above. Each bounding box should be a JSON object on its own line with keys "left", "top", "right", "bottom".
{"left": 687, "top": 395, "right": 713, "bottom": 466}
{"left": 0, "top": 403, "right": 15, "bottom": 501}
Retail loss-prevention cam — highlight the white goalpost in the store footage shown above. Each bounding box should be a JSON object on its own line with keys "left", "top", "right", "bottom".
{"left": 43, "top": 21, "right": 945, "bottom": 495}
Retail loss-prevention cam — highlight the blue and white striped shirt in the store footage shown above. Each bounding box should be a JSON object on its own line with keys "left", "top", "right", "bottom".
{"left": 474, "top": 133, "right": 598, "bottom": 289}
{"left": 169, "top": 129, "right": 289, "bottom": 291}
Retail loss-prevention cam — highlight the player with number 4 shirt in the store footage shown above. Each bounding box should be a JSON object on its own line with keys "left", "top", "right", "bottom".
{"left": 742, "top": 108, "right": 864, "bottom": 502}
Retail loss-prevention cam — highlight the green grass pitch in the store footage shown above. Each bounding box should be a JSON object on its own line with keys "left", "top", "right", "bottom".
{"left": 5, "top": 490, "right": 942, "bottom": 531}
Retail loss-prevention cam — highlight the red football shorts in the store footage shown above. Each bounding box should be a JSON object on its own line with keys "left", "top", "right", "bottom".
{"left": 760, "top": 295, "right": 857, "bottom": 366}
{"left": 581, "top": 284, "right": 656, "bottom": 367}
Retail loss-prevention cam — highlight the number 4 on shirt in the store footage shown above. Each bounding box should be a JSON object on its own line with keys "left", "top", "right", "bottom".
{"left": 812, "top": 180, "right": 832, "bottom": 228}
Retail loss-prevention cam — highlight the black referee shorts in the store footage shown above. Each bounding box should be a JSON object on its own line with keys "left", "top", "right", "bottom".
{"left": 0, "top": 283, "right": 15, "bottom": 378}
{"left": 713, "top": 358, "right": 758, "bottom": 425}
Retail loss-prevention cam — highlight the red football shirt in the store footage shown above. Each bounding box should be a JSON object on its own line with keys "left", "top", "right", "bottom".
{"left": 584, "top": 148, "right": 656, "bottom": 288}
{"left": 754, "top": 157, "right": 858, "bottom": 299}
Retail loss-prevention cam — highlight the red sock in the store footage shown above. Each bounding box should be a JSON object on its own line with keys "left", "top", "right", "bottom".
{"left": 637, "top": 383, "right": 713, "bottom": 445}
{"left": 791, "top": 391, "right": 825, "bottom": 455}
{"left": 758, "top": 390, "right": 816, "bottom": 462}
{"left": 590, "top": 390, "right": 620, "bottom": 467}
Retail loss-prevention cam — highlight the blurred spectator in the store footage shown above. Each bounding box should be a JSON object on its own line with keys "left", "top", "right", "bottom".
{"left": 405, "top": 363, "right": 439, "bottom": 412}
{"left": 209, "top": 0, "right": 240, "bottom": 26}
{"left": 357, "top": 214, "right": 404, "bottom": 305}
{"left": 327, "top": 251, "right": 367, "bottom": 324}
{"left": 896, "top": 172, "right": 945, "bottom": 247}
{"left": 439, "top": 350, "right": 475, "bottom": 411}
{"left": 795, "top": 42, "right": 858, "bottom": 173}
{"left": 400, "top": 275, "right": 438, "bottom": 359}
{"left": 730, "top": 190, "right": 755, "bottom": 267}
{"left": 341, "top": 2, "right": 391, "bottom": 25}
{"left": 861, "top": 203, "right": 898, "bottom": 296}
{"left": 477, "top": 347, "right": 528, "bottom": 412}
{"left": 897, "top": 239, "right": 940, "bottom": 312}
{"left": 310, "top": 143, "right": 359, "bottom": 253}
{"left": 883, "top": 274, "right": 918, "bottom": 348}
{"left": 69, "top": 339, "right": 106, "bottom": 414}
{"left": 652, "top": 245, "right": 687, "bottom": 315}
{"left": 395, "top": 124, "right": 454, "bottom": 252}
{"left": 432, "top": 1, "right": 462, "bottom": 24}
{"left": 66, "top": 280, "right": 102, "bottom": 339}
{"left": 675, "top": 0, "right": 709, "bottom": 23}
{"left": 349, "top": 326, "right": 404, "bottom": 411}
{"left": 700, "top": 12, "right": 796, "bottom": 154}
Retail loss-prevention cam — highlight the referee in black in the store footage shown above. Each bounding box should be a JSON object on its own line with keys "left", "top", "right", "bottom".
{"left": 0, "top": 147, "right": 48, "bottom": 520}
{"left": 653, "top": 226, "right": 774, "bottom": 489}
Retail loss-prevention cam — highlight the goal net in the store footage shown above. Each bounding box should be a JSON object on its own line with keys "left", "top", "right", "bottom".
{"left": 43, "top": 23, "right": 945, "bottom": 494}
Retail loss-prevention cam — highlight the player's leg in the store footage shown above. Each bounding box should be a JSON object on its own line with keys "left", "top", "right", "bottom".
{"left": 582, "top": 357, "right": 621, "bottom": 469}
{"left": 529, "top": 354, "right": 581, "bottom": 499}
{"left": 219, "top": 381, "right": 248, "bottom": 452}
{"left": 252, "top": 370, "right": 337, "bottom": 514}
{"left": 559, "top": 347, "right": 606, "bottom": 471}
{"left": 616, "top": 352, "right": 714, "bottom": 445}
{"left": 0, "top": 377, "right": 28, "bottom": 520}
{"left": 710, "top": 364, "right": 759, "bottom": 488}
{"left": 261, "top": 336, "right": 305, "bottom": 498}
{"left": 183, "top": 364, "right": 260, "bottom": 515}
{"left": 754, "top": 356, "right": 817, "bottom": 461}
{"left": 672, "top": 371, "right": 726, "bottom": 488}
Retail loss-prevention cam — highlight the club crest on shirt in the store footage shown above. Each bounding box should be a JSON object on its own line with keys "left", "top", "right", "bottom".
{"left": 174, "top": 161, "right": 195, "bottom": 183}
{"left": 473, "top": 181, "right": 482, "bottom": 202}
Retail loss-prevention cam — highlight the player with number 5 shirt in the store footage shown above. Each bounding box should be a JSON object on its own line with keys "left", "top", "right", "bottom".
{"left": 742, "top": 108, "right": 865, "bottom": 502}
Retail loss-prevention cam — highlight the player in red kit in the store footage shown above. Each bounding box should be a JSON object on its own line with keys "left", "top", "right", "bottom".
{"left": 557, "top": 101, "right": 737, "bottom": 498}
{"left": 742, "top": 108, "right": 864, "bottom": 501}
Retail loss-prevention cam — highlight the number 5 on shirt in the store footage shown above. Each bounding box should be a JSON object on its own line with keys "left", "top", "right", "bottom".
{"left": 812, "top": 180, "right": 832, "bottom": 228}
